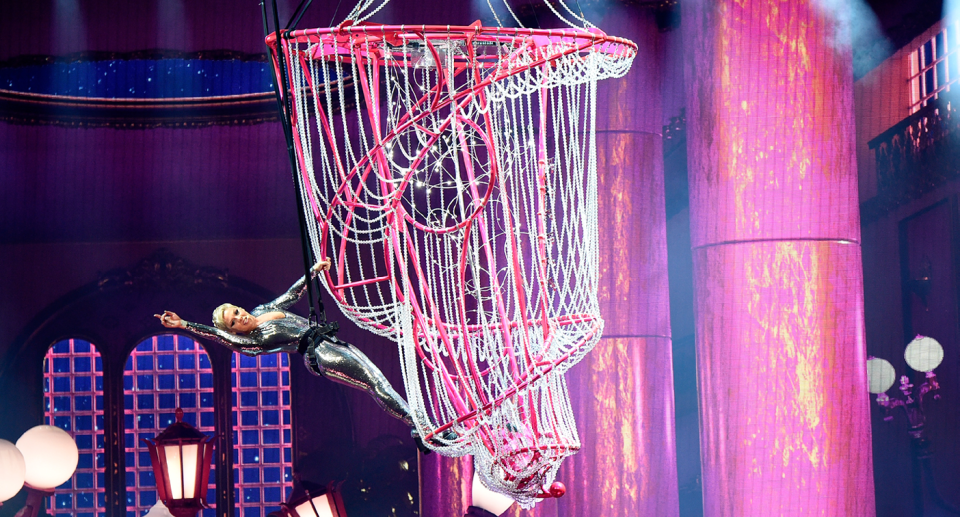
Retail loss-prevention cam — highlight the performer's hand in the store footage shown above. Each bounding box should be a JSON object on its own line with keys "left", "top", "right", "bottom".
{"left": 155, "top": 311, "right": 185, "bottom": 328}
{"left": 312, "top": 258, "right": 332, "bottom": 273}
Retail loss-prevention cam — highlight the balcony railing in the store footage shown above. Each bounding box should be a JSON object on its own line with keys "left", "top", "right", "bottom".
{"left": 864, "top": 91, "right": 960, "bottom": 223}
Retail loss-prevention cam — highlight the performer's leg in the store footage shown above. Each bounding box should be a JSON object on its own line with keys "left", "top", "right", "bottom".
{"left": 307, "top": 334, "right": 413, "bottom": 426}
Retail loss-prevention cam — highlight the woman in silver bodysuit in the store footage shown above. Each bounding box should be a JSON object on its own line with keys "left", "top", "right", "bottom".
{"left": 156, "top": 260, "right": 413, "bottom": 427}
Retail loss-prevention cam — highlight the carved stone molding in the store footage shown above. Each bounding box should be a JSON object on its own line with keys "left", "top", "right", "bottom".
{"left": 0, "top": 49, "right": 354, "bottom": 128}
{"left": 97, "top": 249, "right": 229, "bottom": 292}
{"left": 0, "top": 49, "right": 269, "bottom": 68}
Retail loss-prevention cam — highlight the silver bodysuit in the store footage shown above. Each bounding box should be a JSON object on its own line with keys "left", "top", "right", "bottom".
{"left": 182, "top": 273, "right": 413, "bottom": 426}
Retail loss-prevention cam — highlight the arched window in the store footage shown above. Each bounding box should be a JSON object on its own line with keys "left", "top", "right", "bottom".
{"left": 231, "top": 354, "right": 294, "bottom": 517}
{"left": 43, "top": 338, "right": 106, "bottom": 517}
{"left": 15, "top": 251, "right": 338, "bottom": 517}
{"left": 123, "top": 335, "right": 217, "bottom": 517}
{"left": 121, "top": 332, "right": 294, "bottom": 517}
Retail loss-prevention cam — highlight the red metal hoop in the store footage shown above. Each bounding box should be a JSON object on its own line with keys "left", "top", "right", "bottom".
{"left": 267, "top": 21, "right": 634, "bottom": 506}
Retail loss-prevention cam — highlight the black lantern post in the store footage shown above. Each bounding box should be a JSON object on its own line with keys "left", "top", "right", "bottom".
{"left": 141, "top": 408, "right": 216, "bottom": 517}
{"left": 281, "top": 484, "right": 347, "bottom": 517}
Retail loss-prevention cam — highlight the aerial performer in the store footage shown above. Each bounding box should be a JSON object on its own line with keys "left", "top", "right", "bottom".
{"left": 155, "top": 259, "right": 413, "bottom": 427}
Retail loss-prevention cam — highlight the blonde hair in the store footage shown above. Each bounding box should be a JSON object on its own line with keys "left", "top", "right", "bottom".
{"left": 212, "top": 303, "right": 236, "bottom": 333}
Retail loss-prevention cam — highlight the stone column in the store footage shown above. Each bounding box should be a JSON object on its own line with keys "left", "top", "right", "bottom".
{"left": 682, "top": 0, "right": 876, "bottom": 515}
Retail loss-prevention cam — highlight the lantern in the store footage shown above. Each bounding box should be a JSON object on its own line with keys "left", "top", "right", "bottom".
{"left": 141, "top": 408, "right": 215, "bottom": 517}
{"left": 904, "top": 335, "right": 945, "bottom": 373}
{"left": 281, "top": 484, "right": 347, "bottom": 517}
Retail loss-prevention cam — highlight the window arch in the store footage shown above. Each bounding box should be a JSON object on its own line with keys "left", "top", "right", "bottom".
{"left": 121, "top": 333, "right": 295, "bottom": 517}
{"left": 909, "top": 20, "right": 960, "bottom": 112}
{"left": 231, "top": 353, "right": 294, "bottom": 517}
{"left": 123, "top": 334, "right": 218, "bottom": 517}
{"left": 8, "top": 250, "right": 358, "bottom": 517}
{"left": 43, "top": 338, "right": 106, "bottom": 517}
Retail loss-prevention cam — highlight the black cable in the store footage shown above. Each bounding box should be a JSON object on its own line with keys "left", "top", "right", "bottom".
{"left": 286, "top": 0, "right": 313, "bottom": 31}
{"left": 328, "top": 0, "right": 345, "bottom": 27}
{"left": 264, "top": 0, "right": 326, "bottom": 324}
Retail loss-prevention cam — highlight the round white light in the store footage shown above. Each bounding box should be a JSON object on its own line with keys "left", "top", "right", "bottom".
{"left": 16, "top": 425, "right": 79, "bottom": 490}
{"left": 904, "top": 335, "right": 944, "bottom": 373}
{"left": 866, "top": 357, "right": 896, "bottom": 394}
{"left": 472, "top": 470, "right": 515, "bottom": 516}
{"left": 0, "top": 439, "right": 26, "bottom": 502}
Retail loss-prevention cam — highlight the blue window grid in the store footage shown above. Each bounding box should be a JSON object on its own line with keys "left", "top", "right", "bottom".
{"left": 43, "top": 339, "right": 106, "bottom": 517}
{"left": 124, "top": 335, "right": 216, "bottom": 516}
{"left": 231, "top": 353, "right": 293, "bottom": 515}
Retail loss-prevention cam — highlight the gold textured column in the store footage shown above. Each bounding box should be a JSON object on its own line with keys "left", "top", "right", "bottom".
{"left": 682, "top": 0, "right": 876, "bottom": 515}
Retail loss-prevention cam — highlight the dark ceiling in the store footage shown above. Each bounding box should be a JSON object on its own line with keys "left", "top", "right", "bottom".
{"left": 860, "top": 0, "right": 946, "bottom": 76}
{"left": 868, "top": 0, "right": 944, "bottom": 46}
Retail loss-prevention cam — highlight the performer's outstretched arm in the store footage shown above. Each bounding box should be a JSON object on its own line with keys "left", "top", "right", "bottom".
{"left": 156, "top": 311, "right": 264, "bottom": 356}
{"left": 261, "top": 258, "right": 332, "bottom": 312}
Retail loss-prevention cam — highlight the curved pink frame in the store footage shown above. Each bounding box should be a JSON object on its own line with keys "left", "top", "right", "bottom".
{"left": 268, "top": 23, "right": 633, "bottom": 494}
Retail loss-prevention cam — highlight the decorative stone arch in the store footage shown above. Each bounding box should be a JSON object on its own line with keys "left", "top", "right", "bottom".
{"left": 0, "top": 249, "right": 354, "bottom": 517}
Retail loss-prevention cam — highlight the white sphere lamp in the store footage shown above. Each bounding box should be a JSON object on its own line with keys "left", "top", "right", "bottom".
{"left": 866, "top": 357, "right": 896, "bottom": 394}
{"left": 904, "top": 335, "right": 944, "bottom": 373}
{"left": 16, "top": 425, "right": 79, "bottom": 490}
{"left": 0, "top": 439, "right": 26, "bottom": 503}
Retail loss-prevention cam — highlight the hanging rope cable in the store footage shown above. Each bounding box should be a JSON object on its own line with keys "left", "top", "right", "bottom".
{"left": 486, "top": 0, "right": 504, "bottom": 27}
{"left": 555, "top": 0, "right": 596, "bottom": 29}
{"left": 262, "top": 0, "right": 326, "bottom": 325}
{"left": 501, "top": 0, "right": 525, "bottom": 27}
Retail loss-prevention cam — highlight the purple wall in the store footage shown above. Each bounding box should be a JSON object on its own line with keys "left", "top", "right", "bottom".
{"left": 0, "top": 123, "right": 297, "bottom": 244}
{"left": 0, "top": 0, "right": 484, "bottom": 62}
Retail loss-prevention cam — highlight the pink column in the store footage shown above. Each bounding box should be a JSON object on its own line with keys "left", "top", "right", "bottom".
{"left": 682, "top": 0, "right": 876, "bottom": 515}
{"left": 518, "top": 7, "right": 679, "bottom": 517}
